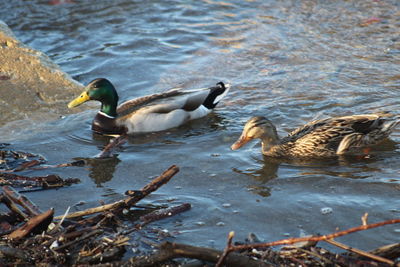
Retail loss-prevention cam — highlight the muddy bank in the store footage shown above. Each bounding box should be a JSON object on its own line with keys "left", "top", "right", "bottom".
{"left": 0, "top": 20, "right": 83, "bottom": 127}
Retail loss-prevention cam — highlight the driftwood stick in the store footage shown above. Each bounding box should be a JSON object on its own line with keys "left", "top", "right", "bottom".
{"left": 230, "top": 218, "right": 400, "bottom": 251}
{"left": 7, "top": 208, "right": 54, "bottom": 240}
{"left": 120, "top": 203, "right": 191, "bottom": 236}
{"left": 97, "top": 134, "right": 128, "bottom": 158}
{"left": 369, "top": 243, "right": 400, "bottom": 260}
{"left": 123, "top": 165, "right": 179, "bottom": 207}
{"left": 54, "top": 165, "right": 179, "bottom": 219}
{"left": 2, "top": 186, "right": 42, "bottom": 216}
{"left": 215, "top": 231, "right": 235, "bottom": 267}
{"left": 54, "top": 198, "right": 121, "bottom": 220}
{"left": 325, "top": 239, "right": 394, "bottom": 265}
{"left": 0, "top": 174, "right": 80, "bottom": 192}
{"left": 53, "top": 229, "right": 103, "bottom": 251}
{"left": 297, "top": 248, "right": 336, "bottom": 266}
{"left": 0, "top": 192, "right": 28, "bottom": 220}
{"left": 14, "top": 159, "right": 42, "bottom": 171}
{"left": 76, "top": 213, "right": 108, "bottom": 227}
{"left": 41, "top": 226, "right": 96, "bottom": 248}
{"left": 31, "top": 160, "right": 86, "bottom": 170}
{"left": 125, "top": 241, "right": 273, "bottom": 267}
{"left": 139, "top": 203, "right": 191, "bottom": 227}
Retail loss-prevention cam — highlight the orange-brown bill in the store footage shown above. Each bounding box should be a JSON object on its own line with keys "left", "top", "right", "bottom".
{"left": 231, "top": 135, "right": 252, "bottom": 150}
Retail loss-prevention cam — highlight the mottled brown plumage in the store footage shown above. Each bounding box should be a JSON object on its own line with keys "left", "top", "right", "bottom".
{"left": 231, "top": 115, "right": 400, "bottom": 158}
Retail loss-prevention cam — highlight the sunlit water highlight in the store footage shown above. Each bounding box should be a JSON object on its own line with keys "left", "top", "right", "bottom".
{"left": 1, "top": 0, "right": 399, "bottom": 251}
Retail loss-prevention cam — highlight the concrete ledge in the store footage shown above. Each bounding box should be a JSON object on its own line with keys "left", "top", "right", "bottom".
{"left": 0, "top": 20, "right": 84, "bottom": 126}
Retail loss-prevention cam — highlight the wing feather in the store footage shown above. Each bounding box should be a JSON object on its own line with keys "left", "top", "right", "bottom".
{"left": 280, "top": 114, "right": 399, "bottom": 156}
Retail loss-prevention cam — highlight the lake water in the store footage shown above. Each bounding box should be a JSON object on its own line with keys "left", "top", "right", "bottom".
{"left": 1, "top": 0, "right": 399, "bottom": 253}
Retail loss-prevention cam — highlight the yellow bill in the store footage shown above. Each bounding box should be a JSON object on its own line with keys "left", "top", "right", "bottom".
{"left": 68, "top": 91, "right": 90, "bottom": 108}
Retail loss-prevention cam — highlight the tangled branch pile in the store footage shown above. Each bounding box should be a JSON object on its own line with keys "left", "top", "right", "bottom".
{"left": 0, "top": 144, "right": 399, "bottom": 266}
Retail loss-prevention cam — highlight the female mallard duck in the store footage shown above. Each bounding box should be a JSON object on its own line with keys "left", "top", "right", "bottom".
{"left": 231, "top": 115, "right": 400, "bottom": 158}
{"left": 68, "top": 78, "right": 230, "bottom": 135}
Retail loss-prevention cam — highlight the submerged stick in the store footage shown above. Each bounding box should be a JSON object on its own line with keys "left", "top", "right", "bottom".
{"left": 30, "top": 160, "right": 86, "bottom": 170}
{"left": 54, "top": 165, "right": 179, "bottom": 219}
{"left": 120, "top": 203, "right": 191, "bottom": 235}
{"left": 97, "top": 134, "right": 128, "bottom": 158}
{"left": 139, "top": 203, "right": 191, "bottom": 227}
{"left": 14, "top": 159, "right": 42, "bottom": 171}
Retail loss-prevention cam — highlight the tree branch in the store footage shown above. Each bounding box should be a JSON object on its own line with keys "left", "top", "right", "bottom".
{"left": 54, "top": 165, "right": 179, "bottom": 219}
{"left": 230, "top": 218, "right": 400, "bottom": 251}
{"left": 325, "top": 239, "right": 394, "bottom": 265}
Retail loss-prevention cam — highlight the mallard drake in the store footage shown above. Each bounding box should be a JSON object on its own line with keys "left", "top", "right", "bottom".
{"left": 231, "top": 115, "right": 400, "bottom": 158}
{"left": 68, "top": 78, "right": 230, "bottom": 135}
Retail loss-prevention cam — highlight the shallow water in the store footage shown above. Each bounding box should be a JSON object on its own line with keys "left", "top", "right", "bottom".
{"left": 1, "top": 0, "right": 400, "bottom": 252}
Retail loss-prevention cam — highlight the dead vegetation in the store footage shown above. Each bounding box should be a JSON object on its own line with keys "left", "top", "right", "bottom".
{"left": 0, "top": 142, "right": 399, "bottom": 266}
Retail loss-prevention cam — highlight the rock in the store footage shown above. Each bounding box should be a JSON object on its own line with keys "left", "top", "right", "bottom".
{"left": 0, "top": 20, "right": 84, "bottom": 126}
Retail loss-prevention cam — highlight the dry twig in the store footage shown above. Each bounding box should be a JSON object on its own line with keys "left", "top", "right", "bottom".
{"left": 215, "top": 231, "right": 235, "bottom": 267}
{"left": 138, "top": 203, "right": 191, "bottom": 227}
{"left": 54, "top": 165, "right": 179, "bottom": 219}
{"left": 53, "top": 229, "right": 103, "bottom": 251}
{"left": 325, "top": 238, "right": 394, "bottom": 266}
{"left": 2, "top": 186, "right": 42, "bottom": 216}
{"left": 97, "top": 134, "right": 128, "bottom": 158}
{"left": 361, "top": 212, "right": 368, "bottom": 226}
{"left": 229, "top": 218, "right": 400, "bottom": 251}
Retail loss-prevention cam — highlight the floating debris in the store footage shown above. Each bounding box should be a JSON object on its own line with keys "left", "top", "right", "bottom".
{"left": 0, "top": 146, "right": 45, "bottom": 172}
{"left": 320, "top": 207, "right": 333, "bottom": 215}
{"left": 0, "top": 166, "right": 398, "bottom": 266}
{"left": 0, "top": 147, "right": 80, "bottom": 191}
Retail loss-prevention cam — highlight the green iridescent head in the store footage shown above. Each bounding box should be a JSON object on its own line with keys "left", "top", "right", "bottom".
{"left": 68, "top": 78, "right": 119, "bottom": 117}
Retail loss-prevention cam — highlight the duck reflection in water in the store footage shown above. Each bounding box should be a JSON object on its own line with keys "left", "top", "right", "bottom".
{"left": 232, "top": 139, "right": 397, "bottom": 187}
{"left": 232, "top": 157, "right": 281, "bottom": 197}
{"left": 75, "top": 133, "right": 124, "bottom": 185}
{"left": 77, "top": 156, "right": 121, "bottom": 186}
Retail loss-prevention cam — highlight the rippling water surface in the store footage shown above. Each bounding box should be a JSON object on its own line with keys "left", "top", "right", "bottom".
{"left": 1, "top": 0, "right": 400, "bottom": 251}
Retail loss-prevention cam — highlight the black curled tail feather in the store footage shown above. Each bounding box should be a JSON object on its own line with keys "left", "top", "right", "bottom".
{"left": 202, "top": 82, "right": 229, "bottom": 109}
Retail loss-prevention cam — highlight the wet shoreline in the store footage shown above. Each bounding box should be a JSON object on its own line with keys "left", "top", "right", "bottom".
{"left": 0, "top": 20, "right": 83, "bottom": 126}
